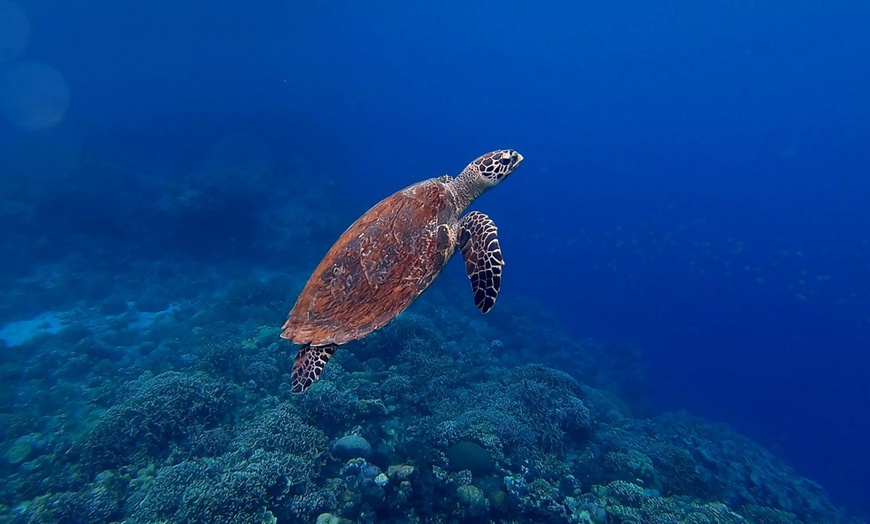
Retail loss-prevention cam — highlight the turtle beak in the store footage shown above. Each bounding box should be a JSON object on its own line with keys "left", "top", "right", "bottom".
{"left": 514, "top": 152, "right": 524, "bottom": 166}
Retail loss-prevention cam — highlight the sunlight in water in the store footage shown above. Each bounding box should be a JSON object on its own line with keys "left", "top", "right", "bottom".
{"left": 0, "top": 61, "right": 70, "bottom": 130}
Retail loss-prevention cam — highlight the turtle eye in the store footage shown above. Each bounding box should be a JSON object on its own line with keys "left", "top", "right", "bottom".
{"left": 499, "top": 155, "right": 512, "bottom": 166}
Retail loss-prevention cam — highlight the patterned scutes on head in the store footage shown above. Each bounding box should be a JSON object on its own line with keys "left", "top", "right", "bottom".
{"left": 473, "top": 149, "right": 523, "bottom": 183}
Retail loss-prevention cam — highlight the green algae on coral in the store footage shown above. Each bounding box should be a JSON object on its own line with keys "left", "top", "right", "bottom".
{"left": 448, "top": 441, "right": 493, "bottom": 476}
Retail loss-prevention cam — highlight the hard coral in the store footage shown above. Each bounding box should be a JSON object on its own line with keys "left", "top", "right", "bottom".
{"left": 332, "top": 434, "right": 373, "bottom": 459}
{"left": 236, "top": 402, "right": 327, "bottom": 458}
{"left": 84, "top": 371, "right": 234, "bottom": 470}
{"left": 297, "top": 376, "right": 360, "bottom": 428}
{"left": 591, "top": 412, "right": 842, "bottom": 523}
{"left": 439, "top": 409, "right": 536, "bottom": 457}
{"left": 127, "top": 441, "right": 327, "bottom": 524}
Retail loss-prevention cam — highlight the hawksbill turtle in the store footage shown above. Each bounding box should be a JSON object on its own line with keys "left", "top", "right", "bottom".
{"left": 281, "top": 149, "right": 524, "bottom": 393}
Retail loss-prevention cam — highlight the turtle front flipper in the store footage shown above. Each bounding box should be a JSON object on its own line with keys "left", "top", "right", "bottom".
{"left": 458, "top": 211, "right": 504, "bottom": 314}
{"left": 291, "top": 344, "right": 338, "bottom": 393}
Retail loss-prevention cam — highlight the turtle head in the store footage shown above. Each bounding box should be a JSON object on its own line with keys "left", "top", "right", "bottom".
{"left": 467, "top": 149, "right": 523, "bottom": 186}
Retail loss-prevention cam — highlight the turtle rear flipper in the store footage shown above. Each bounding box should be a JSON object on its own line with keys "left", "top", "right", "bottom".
{"left": 291, "top": 344, "right": 338, "bottom": 393}
{"left": 458, "top": 211, "right": 504, "bottom": 314}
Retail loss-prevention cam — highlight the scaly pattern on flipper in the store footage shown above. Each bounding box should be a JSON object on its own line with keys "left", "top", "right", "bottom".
{"left": 291, "top": 343, "right": 338, "bottom": 393}
{"left": 458, "top": 211, "right": 503, "bottom": 314}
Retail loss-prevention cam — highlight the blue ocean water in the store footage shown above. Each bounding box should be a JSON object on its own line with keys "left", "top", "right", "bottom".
{"left": 1, "top": 0, "right": 868, "bottom": 521}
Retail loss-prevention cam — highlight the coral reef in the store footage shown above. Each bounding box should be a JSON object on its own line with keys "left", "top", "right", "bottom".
{"left": 333, "top": 434, "right": 374, "bottom": 459}
{"left": 1, "top": 296, "right": 862, "bottom": 524}
{"left": 83, "top": 371, "right": 235, "bottom": 470}
{"left": 0, "top": 192, "right": 862, "bottom": 524}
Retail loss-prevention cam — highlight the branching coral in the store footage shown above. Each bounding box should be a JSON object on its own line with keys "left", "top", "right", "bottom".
{"left": 83, "top": 371, "right": 235, "bottom": 470}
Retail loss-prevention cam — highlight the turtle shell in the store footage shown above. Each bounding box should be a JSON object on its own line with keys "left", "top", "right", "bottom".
{"left": 281, "top": 178, "right": 457, "bottom": 346}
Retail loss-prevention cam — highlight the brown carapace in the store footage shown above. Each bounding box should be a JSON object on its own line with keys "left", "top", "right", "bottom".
{"left": 281, "top": 149, "right": 524, "bottom": 393}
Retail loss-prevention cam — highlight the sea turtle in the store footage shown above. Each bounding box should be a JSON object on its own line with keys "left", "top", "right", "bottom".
{"left": 281, "top": 149, "right": 524, "bottom": 393}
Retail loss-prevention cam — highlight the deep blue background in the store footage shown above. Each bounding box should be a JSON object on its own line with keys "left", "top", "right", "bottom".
{"left": 4, "top": 0, "right": 869, "bottom": 515}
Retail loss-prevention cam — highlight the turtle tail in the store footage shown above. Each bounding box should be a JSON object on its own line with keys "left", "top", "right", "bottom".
{"left": 291, "top": 343, "right": 338, "bottom": 393}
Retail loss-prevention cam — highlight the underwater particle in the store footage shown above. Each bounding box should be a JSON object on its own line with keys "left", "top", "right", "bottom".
{"left": 280, "top": 149, "right": 524, "bottom": 393}
{"left": 332, "top": 434, "right": 372, "bottom": 459}
{"left": 448, "top": 441, "right": 493, "bottom": 476}
{"left": 0, "top": 1, "right": 29, "bottom": 64}
{"left": 0, "top": 61, "right": 70, "bottom": 130}
{"left": 6, "top": 435, "right": 34, "bottom": 464}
